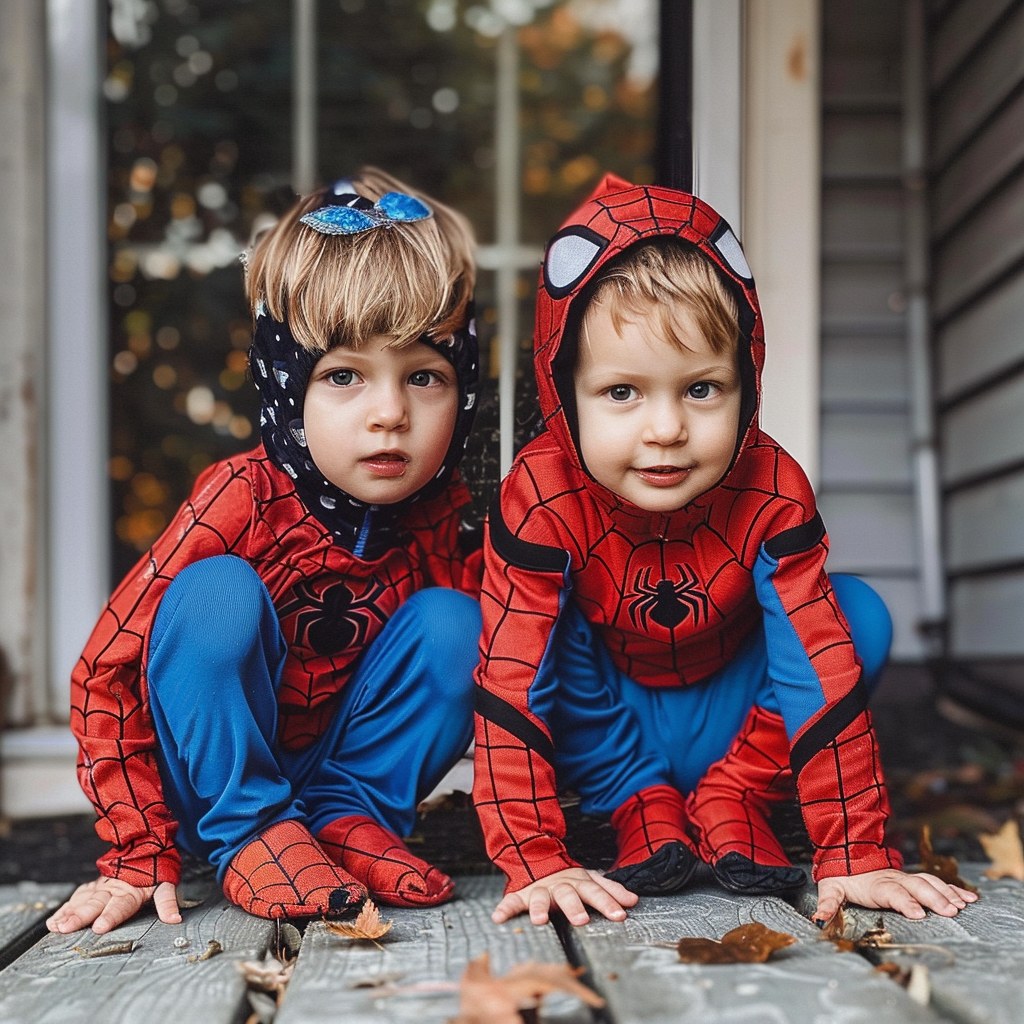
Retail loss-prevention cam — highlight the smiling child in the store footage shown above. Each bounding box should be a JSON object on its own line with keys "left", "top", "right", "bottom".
{"left": 472, "top": 175, "right": 977, "bottom": 928}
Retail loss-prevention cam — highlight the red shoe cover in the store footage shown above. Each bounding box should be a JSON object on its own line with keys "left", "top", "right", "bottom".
{"left": 687, "top": 706, "right": 805, "bottom": 892}
{"left": 609, "top": 784, "right": 695, "bottom": 869}
{"left": 603, "top": 785, "right": 700, "bottom": 895}
{"left": 222, "top": 819, "right": 366, "bottom": 920}
{"left": 318, "top": 815, "right": 454, "bottom": 907}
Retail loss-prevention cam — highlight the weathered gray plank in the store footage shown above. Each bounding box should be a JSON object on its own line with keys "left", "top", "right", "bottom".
{"left": 794, "top": 867, "right": 1024, "bottom": 1024}
{"left": 562, "top": 884, "right": 943, "bottom": 1024}
{"left": 276, "top": 874, "right": 591, "bottom": 1024}
{"left": 0, "top": 884, "right": 72, "bottom": 968}
{"left": 0, "top": 885, "right": 275, "bottom": 1024}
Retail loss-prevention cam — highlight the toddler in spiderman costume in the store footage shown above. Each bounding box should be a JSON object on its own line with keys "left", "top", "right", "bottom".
{"left": 48, "top": 167, "right": 484, "bottom": 935}
{"left": 473, "top": 174, "right": 978, "bottom": 928}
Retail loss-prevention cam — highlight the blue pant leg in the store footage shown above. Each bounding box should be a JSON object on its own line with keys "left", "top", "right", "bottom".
{"left": 147, "top": 555, "right": 304, "bottom": 878}
{"left": 830, "top": 573, "right": 892, "bottom": 693}
{"left": 546, "top": 604, "right": 673, "bottom": 818}
{"left": 295, "top": 588, "right": 480, "bottom": 839}
{"left": 564, "top": 575, "right": 893, "bottom": 809}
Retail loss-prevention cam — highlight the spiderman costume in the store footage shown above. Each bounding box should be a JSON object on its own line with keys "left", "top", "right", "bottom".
{"left": 473, "top": 175, "right": 902, "bottom": 897}
{"left": 71, "top": 301, "right": 482, "bottom": 909}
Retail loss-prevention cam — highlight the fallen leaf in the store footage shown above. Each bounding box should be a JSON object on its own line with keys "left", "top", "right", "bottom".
{"left": 875, "top": 962, "right": 910, "bottom": 986}
{"left": 918, "top": 825, "right": 979, "bottom": 893}
{"left": 979, "top": 819, "right": 1024, "bottom": 881}
{"left": 72, "top": 940, "right": 139, "bottom": 958}
{"left": 906, "top": 963, "right": 931, "bottom": 1005}
{"left": 452, "top": 952, "right": 605, "bottom": 1024}
{"left": 188, "top": 939, "right": 223, "bottom": 963}
{"left": 236, "top": 956, "right": 295, "bottom": 994}
{"left": 676, "top": 922, "right": 796, "bottom": 964}
{"left": 324, "top": 898, "right": 393, "bottom": 943}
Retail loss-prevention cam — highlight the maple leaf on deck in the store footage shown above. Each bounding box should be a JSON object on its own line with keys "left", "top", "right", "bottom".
{"left": 918, "top": 824, "right": 979, "bottom": 893}
{"left": 324, "top": 899, "right": 393, "bottom": 943}
{"left": 979, "top": 819, "right": 1024, "bottom": 881}
{"left": 675, "top": 922, "right": 796, "bottom": 964}
{"left": 452, "top": 951, "right": 605, "bottom": 1024}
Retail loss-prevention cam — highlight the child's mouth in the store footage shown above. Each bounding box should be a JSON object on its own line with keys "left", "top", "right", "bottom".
{"left": 634, "top": 465, "right": 691, "bottom": 487}
{"left": 362, "top": 452, "right": 409, "bottom": 478}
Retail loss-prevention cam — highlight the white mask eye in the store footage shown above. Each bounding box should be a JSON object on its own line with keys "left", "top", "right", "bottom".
{"left": 543, "top": 226, "right": 609, "bottom": 298}
{"left": 710, "top": 224, "right": 752, "bottom": 281}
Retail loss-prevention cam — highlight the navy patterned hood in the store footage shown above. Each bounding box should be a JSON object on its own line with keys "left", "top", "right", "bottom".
{"left": 248, "top": 304, "right": 479, "bottom": 558}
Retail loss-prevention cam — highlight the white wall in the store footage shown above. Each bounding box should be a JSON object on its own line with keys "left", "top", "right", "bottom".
{"left": 742, "top": 0, "right": 822, "bottom": 487}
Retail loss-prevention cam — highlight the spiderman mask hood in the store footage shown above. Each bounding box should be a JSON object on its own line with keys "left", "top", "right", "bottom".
{"left": 249, "top": 304, "right": 479, "bottom": 557}
{"left": 535, "top": 174, "right": 763, "bottom": 511}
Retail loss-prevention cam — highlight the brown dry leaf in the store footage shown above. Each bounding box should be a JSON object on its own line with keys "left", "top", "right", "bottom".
{"left": 452, "top": 952, "right": 605, "bottom": 1024}
{"left": 819, "top": 905, "right": 857, "bottom": 952}
{"left": 875, "top": 962, "right": 910, "bottom": 986}
{"left": 979, "top": 819, "right": 1024, "bottom": 881}
{"left": 676, "top": 922, "right": 796, "bottom": 964}
{"left": 236, "top": 956, "right": 295, "bottom": 994}
{"left": 918, "top": 824, "right": 979, "bottom": 893}
{"left": 324, "top": 898, "right": 393, "bottom": 942}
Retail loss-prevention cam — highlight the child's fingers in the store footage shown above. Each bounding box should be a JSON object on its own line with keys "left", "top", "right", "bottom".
{"left": 528, "top": 885, "right": 556, "bottom": 926}
{"left": 812, "top": 880, "right": 843, "bottom": 923}
{"left": 592, "top": 871, "right": 639, "bottom": 907}
{"left": 93, "top": 889, "right": 146, "bottom": 934}
{"left": 51, "top": 886, "right": 113, "bottom": 933}
{"left": 548, "top": 882, "right": 591, "bottom": 927}
{"left": 916, "top": 873, "right": 978, "bottom": 905}
{"left": 492, "top": 890, "right": 528, "bottom": 924}
{"left": 153, "top": 882, "right": 182, "bottom": 924}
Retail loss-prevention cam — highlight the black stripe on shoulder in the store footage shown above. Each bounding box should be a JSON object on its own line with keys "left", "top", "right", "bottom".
{"left": 475, "top": 687, "right": 555, "bottom": 765}
{"left": 488, "top": 492, "right": 570, "bottom": 574}
{"left": 763, "top": 511, "right": 825, "bottom": 560}
{"left": 789, "top": 679, "right": 869, "bottom": 777}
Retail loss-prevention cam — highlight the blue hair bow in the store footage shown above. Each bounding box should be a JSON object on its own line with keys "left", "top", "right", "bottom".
{"left": 299, "top": 185, "right": 433, "bottom": 235}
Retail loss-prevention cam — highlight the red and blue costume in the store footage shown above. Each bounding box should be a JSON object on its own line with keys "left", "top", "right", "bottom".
{"left": 72, "top": 306, "right": 482, "bottom": 903}
{"left": 473, "top": 176, "right": 902, "bottom": 896}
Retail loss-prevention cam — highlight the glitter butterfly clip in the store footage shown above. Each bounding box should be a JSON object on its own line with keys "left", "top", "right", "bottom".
{"left": 299, "top": 183, "right": 433, "bottom": 236}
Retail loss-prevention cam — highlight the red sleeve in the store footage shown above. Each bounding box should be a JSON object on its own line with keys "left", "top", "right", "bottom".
{"left": 472, "top": 474, "right": 580, "bottom": 891}
{"left": 752, "top": 455, "right": 901, "bottom": 879}
{"left": 71, "top": 456, "right": 255, "bottom": 886}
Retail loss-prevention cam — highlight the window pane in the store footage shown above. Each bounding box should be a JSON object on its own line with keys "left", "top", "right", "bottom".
{"left": 105, "top": 0, "right": 656, "bottom": 581}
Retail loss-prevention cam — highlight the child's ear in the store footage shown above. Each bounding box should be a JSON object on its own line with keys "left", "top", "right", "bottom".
{"left": 584, "top": 172, "right": 635, "bottom": 205}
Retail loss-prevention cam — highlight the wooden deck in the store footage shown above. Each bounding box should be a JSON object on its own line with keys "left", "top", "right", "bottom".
{"left": 0, "top": 868, "right": 1018, "bottom": 1023}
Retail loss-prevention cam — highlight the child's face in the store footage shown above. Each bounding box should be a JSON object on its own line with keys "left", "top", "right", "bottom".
{"left": 574, "top": 300, "right": 742, "bottom": 513}
{"left": 303, "top": 335, "right": 458, "bottom": 505}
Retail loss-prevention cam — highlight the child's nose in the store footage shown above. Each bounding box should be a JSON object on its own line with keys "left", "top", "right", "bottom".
{"left": 643, "top": 402, "right": 687, "bottom": 445}
{"left": 367, "top": 384, "right": 408, "bottom": 431}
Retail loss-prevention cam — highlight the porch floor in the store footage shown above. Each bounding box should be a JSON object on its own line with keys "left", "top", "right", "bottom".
{"left": 0, "top": 664, "right": 1021, "bottom": 1021}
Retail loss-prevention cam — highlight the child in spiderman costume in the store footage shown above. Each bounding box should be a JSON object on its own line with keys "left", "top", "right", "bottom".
{"left": 48, "top": 167, "right": 484, "bottom": 935}
{"left": 473, "top": 174, "right": 978, "bottom": 928}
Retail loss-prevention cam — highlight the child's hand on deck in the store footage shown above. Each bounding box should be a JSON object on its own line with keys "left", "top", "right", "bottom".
{"left": 46, "top": 877, "right": 181, "bottom": 934}
{"left": 814, "top": 868, "right": 979, "bottom": 923}
{"left": 492, "top": 867, "right": 638, "bottom": 927}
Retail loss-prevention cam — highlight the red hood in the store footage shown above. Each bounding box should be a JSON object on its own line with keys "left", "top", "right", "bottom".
{"left": 533, "top": 173, "right": 764, "bottom": 497}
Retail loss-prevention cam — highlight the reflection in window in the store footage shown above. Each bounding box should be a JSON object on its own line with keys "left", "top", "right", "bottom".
{"left": 105, "top": 0, "right": 655, "bottom": 582}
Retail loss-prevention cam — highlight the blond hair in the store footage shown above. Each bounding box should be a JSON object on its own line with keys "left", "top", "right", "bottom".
{"left": 245, "top": 166, "right": 475, "bottom": 353}
{"left": 583, "top": 241, "right": 739, "bottom": 356}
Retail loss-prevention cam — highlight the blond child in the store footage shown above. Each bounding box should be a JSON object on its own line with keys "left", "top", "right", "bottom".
{"left": 50, "top": 167, "right": 482, "bottom": 933}
{"left": 473, "top": 175, "right": 977, "bottom": 927}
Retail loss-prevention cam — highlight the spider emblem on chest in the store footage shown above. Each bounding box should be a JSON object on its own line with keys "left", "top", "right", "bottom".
{"left": 627, "top": 565, "right": 709, "bottom": 631}
{"left": 278, "top": 577, "right": 388, "bottom": 656}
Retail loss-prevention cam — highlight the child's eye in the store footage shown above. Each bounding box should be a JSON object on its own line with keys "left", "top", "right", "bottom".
{"left": 328, "top": 369, "right": 358, "bottom": 386}
{"left": 409, "top": 370, "right": 441, "bottom": 387}
{"left": 607, "top": 385, "right": 637, "bottom": 402}
{"left": 688, "top": 381, "right": 717, "bottom": 400}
